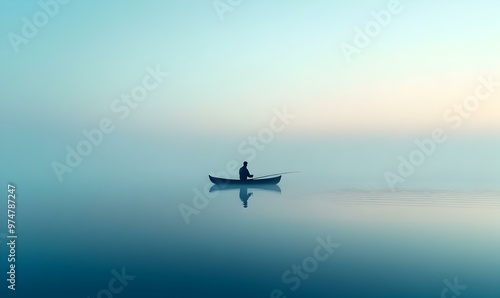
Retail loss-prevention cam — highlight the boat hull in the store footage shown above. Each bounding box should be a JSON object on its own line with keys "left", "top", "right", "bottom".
{"left": 209, "top": 175, "right": 281, "bottom": 185}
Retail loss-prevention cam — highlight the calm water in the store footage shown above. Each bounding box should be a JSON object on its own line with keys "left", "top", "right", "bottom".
{"left": 1, "top": 135, "right": 499, "bottom": 297}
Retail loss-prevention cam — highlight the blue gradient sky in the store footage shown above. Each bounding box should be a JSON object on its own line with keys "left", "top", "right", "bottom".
{"left": 1, "top": 1, "right": 500, "bottom": 190}
{"left": 2, "top": 0, "right": 500, "bottom": 139}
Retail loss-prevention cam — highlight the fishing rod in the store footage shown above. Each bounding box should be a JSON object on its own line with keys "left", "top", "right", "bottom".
{"left": 252, "top": 171, "right": 300, "bottom": 179}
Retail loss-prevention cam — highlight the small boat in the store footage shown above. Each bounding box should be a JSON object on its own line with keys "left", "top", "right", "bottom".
{"left": 209, "top": 175, "right": 281, "bottom": 185}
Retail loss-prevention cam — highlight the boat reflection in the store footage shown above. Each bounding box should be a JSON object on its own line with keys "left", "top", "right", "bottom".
{"left": 209, "top": 184, "right": 281, "bottom": 208}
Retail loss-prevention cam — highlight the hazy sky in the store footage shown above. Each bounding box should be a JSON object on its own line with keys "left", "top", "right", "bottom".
{"left": 2, "top": 0, "right": 500, "bottom": 139}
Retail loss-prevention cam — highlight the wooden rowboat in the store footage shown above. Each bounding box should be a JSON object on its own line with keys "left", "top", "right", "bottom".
{"left": 209, "top": 175, "right": 281, "bottom": 185}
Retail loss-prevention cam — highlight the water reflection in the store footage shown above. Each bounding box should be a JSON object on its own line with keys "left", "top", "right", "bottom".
{"left": 209, "top": 184, "right": 281, "bottom": 208}
{"left": 239, "top": 187, "right": 252, "bottom": 208}
{"left": 311, "top": 190, "right": 500, "bottom": 208}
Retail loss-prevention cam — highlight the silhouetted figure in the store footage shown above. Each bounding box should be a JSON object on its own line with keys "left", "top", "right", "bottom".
{"left": 239, "top": 187, "right": 253, "bottom": 208}
{"left": 239, "top": 161, "right": 253, "bottom": 181}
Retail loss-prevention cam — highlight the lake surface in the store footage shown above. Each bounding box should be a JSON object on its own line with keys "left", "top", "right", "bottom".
{"left": 2, "top": 136, "right": 499, "bottom": 297}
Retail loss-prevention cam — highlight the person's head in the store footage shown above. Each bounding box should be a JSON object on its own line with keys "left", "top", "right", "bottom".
{"left": 243, "top": 161, "right": 248, "bottom": 166}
